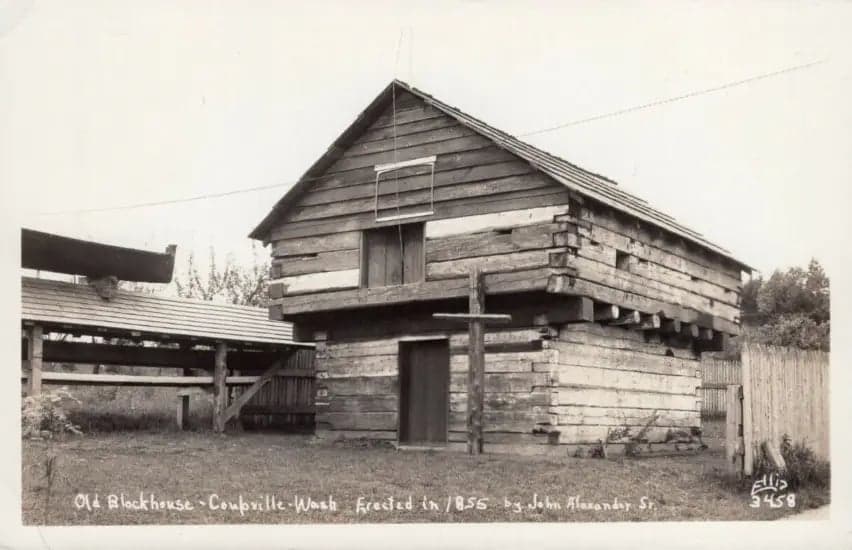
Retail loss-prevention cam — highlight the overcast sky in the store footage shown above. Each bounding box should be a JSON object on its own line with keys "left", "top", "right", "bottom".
{"left": 3, "top": 1, "right": 851, "bottom": 279}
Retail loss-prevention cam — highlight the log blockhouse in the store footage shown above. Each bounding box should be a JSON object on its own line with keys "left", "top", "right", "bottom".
{"left": 250, "top": 80, "right": 751, "bottom": 455}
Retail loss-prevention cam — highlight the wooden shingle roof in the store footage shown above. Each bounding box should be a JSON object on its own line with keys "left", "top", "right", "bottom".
{"left": 250, "top": 79, "right": 749, "bottom": 269}
{"left": 22, "top": 277, "right": 304, "bottom": 347}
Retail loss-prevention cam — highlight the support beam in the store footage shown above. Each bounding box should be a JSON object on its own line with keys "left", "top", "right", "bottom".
{"left": 212, "top": 342, "right": 228, "bottom": 433}
{"left": 26, "top": 340, "right": 283, "bottom": 372}
{"left": 25, "top": 325, "right": 43, "bottom": 396}
{"left": 19, "top": 372, "right": 304, "bottom": 386}
{"left": 660, "top": 319, "right": 682, "bottom": 335}
{"left": 637, "top": 314, "right": 661, "bottom": 331}
{"left": 681, "top": 323, "right": 700, "bottom": 339}
{"left": 177, "top": 367, "right": 191, "bottom": 430}
{"left": 594, "top": 303, "right": 619, "bottom": 322}
{"left": 220, "top": 357, "right": 287, "bottom": 427}
{"left": 530, "top": 296, "right": 593, "bottom": 326}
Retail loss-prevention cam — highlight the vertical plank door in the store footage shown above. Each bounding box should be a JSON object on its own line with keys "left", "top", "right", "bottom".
{"left": 399, "top": 339, "right": 449, "bottom": 445}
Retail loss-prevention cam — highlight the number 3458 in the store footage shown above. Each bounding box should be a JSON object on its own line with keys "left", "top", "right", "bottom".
{"left": 750, "top": 493, "right": 796, "bottom": 508}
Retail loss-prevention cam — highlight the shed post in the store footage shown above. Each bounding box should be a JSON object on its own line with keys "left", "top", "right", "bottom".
{"left": 25, "top": 325, "right": 44, "bottom": 396}
{"left": 213, "top": 342, "right": 228, "bottom": 432}
{"left": 177, "top": 367, "right": 191, "bottom": 430}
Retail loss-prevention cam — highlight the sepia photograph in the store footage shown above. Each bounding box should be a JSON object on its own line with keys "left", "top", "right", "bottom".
{"left": 2, "top": 1, "right": 850, "bottom": 548}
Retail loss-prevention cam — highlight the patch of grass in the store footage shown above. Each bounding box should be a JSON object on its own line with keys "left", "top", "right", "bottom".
{"left": 21, "top": 433, "right": 821, "bottom": 525}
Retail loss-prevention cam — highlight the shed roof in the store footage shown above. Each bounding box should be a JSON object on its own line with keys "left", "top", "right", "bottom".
{"left": 22, "top": 277, "right": 305, "bottom": 347}
{"left": 250, "top": 79, "right": 749, "bottom": 270}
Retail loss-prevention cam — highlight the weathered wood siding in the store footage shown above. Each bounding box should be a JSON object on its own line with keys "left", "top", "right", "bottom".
{"left": 546, "top": 323, "right": 701, "bottom": 451}
{"left": 551, "top": 203, "right": 743, "bottom": 334}
{"left": 266, "top": 90, "right": 573, "bottom": 311}
{"left": 314, "top": 322, "right": 705, "bottom": 455}
{"left": 313, "top": 327, "right": 554, "bottom": 449}
{"left": 263, "top": 90, "right": 743, "bottom": 336}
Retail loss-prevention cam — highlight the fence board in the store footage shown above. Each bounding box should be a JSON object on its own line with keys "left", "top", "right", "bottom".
{"left": 741, "top": 343, "right": 829, "bottom": 474}
{"left": 236, "top": 349, "right": 315, "bottom": 431}
{"left": 699, "top": 359, "right": 741, "bottom": 418}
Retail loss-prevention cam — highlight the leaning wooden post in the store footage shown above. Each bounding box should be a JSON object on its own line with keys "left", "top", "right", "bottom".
{"left": 213, "top": 342, "right": 228, "bottom": 433}
{"left": 26, "top": 325, "right": 44, "bottom": 396}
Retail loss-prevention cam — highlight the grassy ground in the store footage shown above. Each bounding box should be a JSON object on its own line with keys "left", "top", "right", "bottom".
{"left": 22, "top": 427, "right": 828, "bottom": 525}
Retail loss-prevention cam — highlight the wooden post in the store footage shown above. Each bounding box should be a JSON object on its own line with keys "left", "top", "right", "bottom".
{"left": 468, "top": 269, "right": 485, "bottom": 455}
{"left": 725, "top": 384, "right": 744, "bottom": 477}
{"left": 177, "top": 368, "right": 190, "bottom": 430}
{"left": 26, "top": 325, "right": 44, "bottom": 396}
{"left": 742, "top": 347, "right": 754, "bottom": 476}
{"left": 213, "top": 342, "right": 228, "bottom": 433}
{"left": 433, "top": 269, "right": 511, "bottom": 456}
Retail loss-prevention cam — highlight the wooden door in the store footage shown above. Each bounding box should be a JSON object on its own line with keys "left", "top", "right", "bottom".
{"left": 398, "top": 339, "right": 449, "bottom": 445}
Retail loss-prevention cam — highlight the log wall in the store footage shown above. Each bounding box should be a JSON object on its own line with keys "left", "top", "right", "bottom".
{"left": 544, "top": 323, "right": 702, "bottom": 455}
{"left": 314, "top": 327, "right": 554, "bottom": 450}
{"left": 314, "top": 322, "right": 706, "bottom": 456}
{"left": 262, "top": 90, "right": 744, "bottom": 337}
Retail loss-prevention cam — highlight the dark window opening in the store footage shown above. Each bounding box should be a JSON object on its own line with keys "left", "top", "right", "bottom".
{"left": 361, "top": 223, "right": 424, "bottom": 288}
{"left": 665, "top": 348, "right": 675, "bottom": 357}
{"left": 615, "top": 250, "right": 631, "bottom": 271}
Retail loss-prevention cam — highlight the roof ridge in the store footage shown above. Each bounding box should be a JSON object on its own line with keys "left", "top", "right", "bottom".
{"left": 250, "top": 78, "right": 744, "bottom": 267}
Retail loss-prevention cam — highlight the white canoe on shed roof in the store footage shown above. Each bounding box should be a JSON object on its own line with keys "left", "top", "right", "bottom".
{"left": 21, "top": 277, "right": 305, "bottom": 347}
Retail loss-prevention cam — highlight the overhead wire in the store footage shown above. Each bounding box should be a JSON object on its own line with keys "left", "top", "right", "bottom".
{"left": 30, "top": 57, "right": 825, "bottom": 217}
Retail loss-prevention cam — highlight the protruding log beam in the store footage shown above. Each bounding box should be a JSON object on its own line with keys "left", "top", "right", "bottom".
{"left": 530, "top": 297, "right": 593, "bottom": 326}
{"left": 212, "top": 342, "right": 228, "bottom": 433}
{"left": 594, "top": 303, "right": 619, "bottom": 322}
{"left": 609, "top": 310, "right": 641, "bottom": 327}
{"left": 681, "top": 323, "right": 700, "bottom": 339}
{"left": 637, "top": 314, "right": 661, "bottom": 331}
{"left": 660, "top": 319, "right": 682, "bottom": 334}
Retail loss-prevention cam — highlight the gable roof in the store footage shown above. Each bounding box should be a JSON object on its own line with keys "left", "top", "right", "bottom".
{"left": 250, "top": 79, "right": 749, "bottom": 269}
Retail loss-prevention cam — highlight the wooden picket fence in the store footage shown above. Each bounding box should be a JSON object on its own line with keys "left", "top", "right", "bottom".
{"left": 725, "top": 343, "right": 829, "bottom": 475}
{"left": 699, "top": 359, "right": 741, "bottom": 418}
{"left": 238, "top": 348, "right": 316, "bottom": 432}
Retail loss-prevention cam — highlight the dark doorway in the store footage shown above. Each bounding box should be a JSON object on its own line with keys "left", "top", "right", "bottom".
{"left": 398, "top": 339, "right": 449, "bottom": 445}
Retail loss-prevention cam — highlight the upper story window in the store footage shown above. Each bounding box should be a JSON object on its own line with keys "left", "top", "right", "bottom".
{"left": 361, "top": 223, "right": 424, "bottom": 288}
{"left": 374, "top": 156, "right": 436, "bottom": 222}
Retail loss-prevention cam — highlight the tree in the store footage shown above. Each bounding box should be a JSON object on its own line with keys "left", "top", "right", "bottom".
{"left": 173, "top": 246, "right": 270, "bottom": 307}
{"left": 740, "top": 258, "right": 830, "bottom": 351}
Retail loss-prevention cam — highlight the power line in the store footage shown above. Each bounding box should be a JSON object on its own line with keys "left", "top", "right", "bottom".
{"left": 32, "top": 58, "right": 824, "bottom": 216}
{"left": 32, "top": 180, "right": 298, "bottom": 215}
{"left": 519, "top": 58, "right": 826, "bottom": 137}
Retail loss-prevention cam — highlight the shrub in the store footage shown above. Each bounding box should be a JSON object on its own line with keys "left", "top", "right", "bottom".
{"left": 753, "top": 435, "right": 830, "bottom": 491}
{"left": 22, "top": 388, "right": 83, "bottom": 439}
